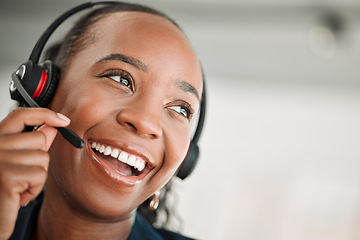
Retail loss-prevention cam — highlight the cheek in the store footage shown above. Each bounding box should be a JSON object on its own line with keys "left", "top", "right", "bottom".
{"left": 147, "top": 134, "right": 190, "bottom": 192}
{"left": 170, "top": 133, "right": 191, "bottom": 165}
{"left": 49, "top": 80, "right": 111, "bottom": 136}
{"left": 160, "top": 124, "right": 192, "bottom": 179}
{"left": 47, "top": 79, "right": 113, "bottom": 177}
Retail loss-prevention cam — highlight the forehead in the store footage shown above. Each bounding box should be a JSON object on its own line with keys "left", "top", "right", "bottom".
{"left": 86, "top": 11, "right": 203, "bottom": 93}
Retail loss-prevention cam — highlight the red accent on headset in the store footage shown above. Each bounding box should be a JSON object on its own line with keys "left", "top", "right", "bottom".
{"left": 32, "top": 69, "right": 48, "bottom": 99}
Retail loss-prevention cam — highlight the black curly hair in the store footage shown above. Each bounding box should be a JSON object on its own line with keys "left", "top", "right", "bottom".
{"left": 43, "top": 2, "right": 184, "bottom": 228}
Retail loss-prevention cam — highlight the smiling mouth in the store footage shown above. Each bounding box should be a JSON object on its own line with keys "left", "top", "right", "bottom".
{"left": 90, "top": 141, "right": 151, "bottom": 177}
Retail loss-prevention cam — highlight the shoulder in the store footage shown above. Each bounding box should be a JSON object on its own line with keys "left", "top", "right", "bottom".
{"left": 129, "top": 214, "right": 195, "bottom": 240}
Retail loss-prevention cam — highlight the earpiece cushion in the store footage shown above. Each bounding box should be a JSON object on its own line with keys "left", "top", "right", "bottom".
{"left": 10, "top": 60, "right": 42, "bottom": 106}
{"left": 176, "top": 142, "right": 199, "bottom": 180}
{"left": 36, "top": 60, "right": 60, "bottom": 107}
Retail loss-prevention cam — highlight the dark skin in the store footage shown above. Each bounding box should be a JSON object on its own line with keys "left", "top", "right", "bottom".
{"left": 0, "top": 12, "right": 202, "bottom": 240}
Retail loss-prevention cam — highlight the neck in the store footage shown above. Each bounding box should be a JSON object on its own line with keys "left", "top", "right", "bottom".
{"left": 33, "top": 178, "right": 136, "bottom": 240}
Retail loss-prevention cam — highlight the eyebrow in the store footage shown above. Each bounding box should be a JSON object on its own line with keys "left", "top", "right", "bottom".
{"left": 175, "top": 79, "right": 200, "bottom": 101}
{"left": 96, "top": 53, "right": 148, "bottom": 72}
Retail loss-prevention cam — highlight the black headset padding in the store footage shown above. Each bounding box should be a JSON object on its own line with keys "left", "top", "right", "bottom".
{"left": 35, "top": 61, "right": 60, "bottom": 107}
{"left": 10, "top": 60, "right": 42, "bottom": 105}
{"left": 177, "top": 141, "right": 200, "bottom": 180}
{"left": 10, "top": 60, "right": 60, "bottom": 108}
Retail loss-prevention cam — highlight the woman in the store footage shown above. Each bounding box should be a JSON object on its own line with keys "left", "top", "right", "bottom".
{"left": 0, "top": 2, "right": 203, "bottom": 239}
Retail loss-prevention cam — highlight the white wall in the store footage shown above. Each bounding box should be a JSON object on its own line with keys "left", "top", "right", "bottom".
{"left": 176, "top": 79, "right": 360, "bottom": 240}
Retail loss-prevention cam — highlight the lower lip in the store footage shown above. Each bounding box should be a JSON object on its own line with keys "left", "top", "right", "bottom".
{"left": 87, "top": 143, "right": 146, "bottom": 187}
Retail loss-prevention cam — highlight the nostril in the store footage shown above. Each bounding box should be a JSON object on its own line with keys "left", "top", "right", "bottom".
{"left": 124, "top": 122, "right": 137, "bottom": 131}
{"left": 148, "top": 133, "right": 157, "bottom": 139}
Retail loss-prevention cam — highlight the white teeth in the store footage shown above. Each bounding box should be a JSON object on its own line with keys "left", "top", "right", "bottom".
{"left": 111, "top": 149, "right": 119, "bottom": 158}
{"left": 127, "top": 155, "right": 136, "bottom": 166}
{"left": 118, "top": 151, "right": 128, "bottom": 163}
{"left": 138, "top": 161, "right": 145, "bottom": 171}
{"left": 95, "top": 143, "right": 101, "bottom": 151}
{"left": 99, "top": 145, "right": 105, "bottom": 153}
{"left": 135, "top": 159, "right": 140, "bottom": 169}
{"left": 91, "top": 142, "right": 147, "bottom": 172}
{"left": 104, "top": 146, "right": 112, "bottom": 156}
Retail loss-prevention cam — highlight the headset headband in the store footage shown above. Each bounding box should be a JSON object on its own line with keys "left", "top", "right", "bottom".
{"left": 30, "top": 2, "right": 117, "bottom": 63}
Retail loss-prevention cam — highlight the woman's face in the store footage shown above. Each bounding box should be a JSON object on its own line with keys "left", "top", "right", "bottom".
{"left": 48, "top": 12, "right": 202, "bottom": 219}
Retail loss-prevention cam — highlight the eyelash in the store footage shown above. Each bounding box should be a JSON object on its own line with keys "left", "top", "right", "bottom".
{"left": 100, "top": 70, "right": 134, "bottom": 90}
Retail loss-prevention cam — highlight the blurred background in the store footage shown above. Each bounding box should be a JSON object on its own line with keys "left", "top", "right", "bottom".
{"left": 1, "top": 0, "right": 360, "bottom": 239}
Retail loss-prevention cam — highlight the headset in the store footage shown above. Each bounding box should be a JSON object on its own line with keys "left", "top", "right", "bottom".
{"left": 9, "top": 1, "right": 206, "bottom": 180}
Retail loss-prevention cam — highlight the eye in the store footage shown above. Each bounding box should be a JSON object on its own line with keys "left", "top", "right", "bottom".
{"left": 100, "top": 70, "right": 134, "bottom": 90}
{"left": 109, "top": 75, "right": 130, "bottom": 87}
{"left": 168, "top": 104, "right": 194, "bottom": 119}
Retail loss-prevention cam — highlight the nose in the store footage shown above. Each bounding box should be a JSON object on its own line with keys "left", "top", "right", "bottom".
{"left": 116, "top": 97, "right": 163, "bottom": 139}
